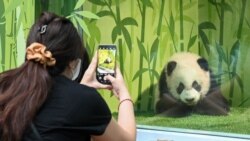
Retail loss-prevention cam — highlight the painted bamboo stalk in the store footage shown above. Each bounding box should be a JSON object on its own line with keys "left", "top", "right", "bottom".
{"left": 136, "top": 0, "right": 147, "bottom": 110}
{"left": 0, "top": 0, "right": 5, "bottom": 71}
{"left": 217, "top": 0, "right": 225, "bottom": 92}
{"left": 237, "top": 0, "right": 247, "bottom": 39}
{"left": 3, "top": 0, "right": 15, "bottom": 70}
{"left": 128, "top": 0, "right": 135, "bottom": 92}
{"left": 147, "top": 0, "right": 165, "bottom": 111}
{"left": 229, "top": 0, "right": 247, "bottom": 105}
{"left": 179, "top": 0, "right": 184, "bottom": 51}
{"left": 115, "top": 0, "right": 125, "bottom": 75}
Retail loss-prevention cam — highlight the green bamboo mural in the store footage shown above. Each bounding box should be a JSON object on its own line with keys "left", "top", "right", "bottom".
{"left": 87, "top": 0, "right": 137, "bottom": 75}
{"left": 0, "top": 0, "right": 5, "bottom": 72}
{"left": 199, "top": 0, "right": 249, "bottom": 106}
{"left": 146, "top": 0, "right": 165, "bottom": 111}
{"left": 1, "top": 0, "right": 35, "bottom": 71}
{"left": 134, "top": 0, "right": 152, "bottom": 111}
{"left": 179, "top": 0, "right": 184, "bottom": 51}
{"left": 3, "top": 0, "right": 17, "bottom": 70}
{"left": 1, "top": 0, "right": 250, "bottom": 112}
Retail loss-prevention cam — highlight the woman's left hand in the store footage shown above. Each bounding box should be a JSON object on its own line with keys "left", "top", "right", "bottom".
{"left": 80, "top": 52, "right": 112, "bottom": 90}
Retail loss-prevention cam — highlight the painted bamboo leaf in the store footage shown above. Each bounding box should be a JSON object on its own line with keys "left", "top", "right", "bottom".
{"left": 75, "top": 11, "right": 100, "bottom": 19}
{"left": 223, "top": 2, "right": 233, "bottom": 13}
{"left": 121, "top": 27, "right": 132, "bottom": 51}
{"left": 229, "top": 40, "right": 240, "bottom": 67}
{"left": 121, "top": 17, "right": 138, "bottom": 26}
{"left": 149, "top": 69, "right": 160, "bottom": 80}
{"left": 111, "top": 25, "right": 120, "bottom": 43}
{"left": 137, "top": 38, "right": 148, "bottom": 61}
{"left": 132, "top": 68, "right": 148, "bottom": 81}
{"left": 88, "top": 0, "right": 106, "bottom": 6}
{"left": 199, "top": 21, "right": 216, "bottom": 54}
{"left": 188, "top": 35, "right": 197, "bottom": 50}
{"left": 75, "top": 16, "right": 90, "bottom": 36}
{"left": 199, "top": 30, "right": 210, "bottom": 54}
{"left": 74, "top": 0, "right": 86, "bottom": 9}
{"left": 165, "top": 13, "right": 177, "bottom": 52}
{"left": 215, "top": 42, "right": 227, "bottom": 63}
{"left": 150, "top": 38, "right": 159, "bottom": 62}
{"left": 199, "top": 21, "right": 216, "bottom": 30}
{"left": 96, "top": 10, "right": 113, "bottom": 18}
{"left": 71, "top": 16, "right": 78, "bottom": 28}
{"left": 169, "top": 13, "right": 175, "bottom": 38}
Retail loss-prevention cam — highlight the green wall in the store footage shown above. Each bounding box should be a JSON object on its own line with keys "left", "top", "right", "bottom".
{"left": 0, "top": 0, "right": 250, "bottom": 112}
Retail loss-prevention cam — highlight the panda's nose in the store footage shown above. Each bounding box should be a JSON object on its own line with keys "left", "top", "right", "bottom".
{"left": 185, "top": 98, "right": 194, "bottom": 102}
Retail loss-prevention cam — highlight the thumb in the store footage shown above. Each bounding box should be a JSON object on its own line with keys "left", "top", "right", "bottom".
{"left": 104, "top": 75, "right": 115, "bottom": 84}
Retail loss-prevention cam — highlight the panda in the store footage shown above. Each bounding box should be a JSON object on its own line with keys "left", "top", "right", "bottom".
{"left": 155, "top": 52, "right": 230, "bottom": 117}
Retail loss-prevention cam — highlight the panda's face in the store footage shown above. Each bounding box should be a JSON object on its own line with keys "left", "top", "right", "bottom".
{"left": 173, "top": 68, "right": 207, "bottom": 105}
{"left": 165, "top": 53, "right": 210, "bottom": 106}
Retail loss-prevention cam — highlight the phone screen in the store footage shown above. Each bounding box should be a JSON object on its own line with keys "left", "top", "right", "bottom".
{"left": 97, "top": 45, "right": 116, "bottom": 84}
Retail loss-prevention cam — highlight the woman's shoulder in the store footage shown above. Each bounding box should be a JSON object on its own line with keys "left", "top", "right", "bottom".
{"left": 41, "top": 75, "right": 110, "bottom": 115}
{"left": 53, "top": 75, "right": 97, "bottom": 95}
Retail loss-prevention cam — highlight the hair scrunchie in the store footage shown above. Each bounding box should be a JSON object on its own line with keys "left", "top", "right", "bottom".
{"left": 26, "top": 42, "right": 56, "bottom": 66}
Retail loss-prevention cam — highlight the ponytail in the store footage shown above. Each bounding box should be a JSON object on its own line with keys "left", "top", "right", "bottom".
{"left": 0, "top": 60, "right": 52, "bottom": 141}
{"left": 0, "top": 11, "right": 86, "bottom": 141}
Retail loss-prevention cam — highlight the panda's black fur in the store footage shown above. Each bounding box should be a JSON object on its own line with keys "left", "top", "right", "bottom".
{"left": 155, "top": 53, "right": 230, "bottom": 117}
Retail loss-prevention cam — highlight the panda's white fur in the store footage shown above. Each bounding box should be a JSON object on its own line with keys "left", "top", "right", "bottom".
{"left": 164, "top": 52, "right": 210, "bottom": 106}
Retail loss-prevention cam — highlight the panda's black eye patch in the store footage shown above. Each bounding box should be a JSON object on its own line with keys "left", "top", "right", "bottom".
{"left": 176, "top": 82, "right": 185, "bottom": 94}
{"left": 192, "top": 81, "right": 201, "bottom": 92}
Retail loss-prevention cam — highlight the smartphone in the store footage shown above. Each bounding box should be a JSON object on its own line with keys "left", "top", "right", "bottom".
{"left": 96, "top": 45, "right": 117, "bottom": 84}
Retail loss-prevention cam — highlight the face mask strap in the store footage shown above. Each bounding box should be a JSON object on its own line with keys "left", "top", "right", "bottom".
{"left": 72, "top": 59, "right": 82, "bottom": 81}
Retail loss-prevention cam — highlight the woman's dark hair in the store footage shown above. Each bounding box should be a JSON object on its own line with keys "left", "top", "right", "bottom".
{"left": 0, "top": 12, "right": 89, "bottom": 141}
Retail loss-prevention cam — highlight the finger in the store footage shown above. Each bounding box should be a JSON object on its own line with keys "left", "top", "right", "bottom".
{"left": 104, "top": 75, "right": 115, "bottom": 84}
{"left": 115, "top": 67, "right": 121, "bottom": 75}
{"left": 115, "top": 67, "right": 123, "bottom": 79}
{"left": 97, "top": 83, "right": 112, "bottom": 90}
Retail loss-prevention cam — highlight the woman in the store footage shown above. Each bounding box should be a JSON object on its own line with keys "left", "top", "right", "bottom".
{"left": 0, "top": 12, "right": 136, "bottom": 141}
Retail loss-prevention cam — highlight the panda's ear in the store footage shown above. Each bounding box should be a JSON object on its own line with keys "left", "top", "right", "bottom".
{"left": 197, "top": 58, "right": 209, "bottom": 71}
{"left": 166, "top": 61, "right": 177, "bottom": 76}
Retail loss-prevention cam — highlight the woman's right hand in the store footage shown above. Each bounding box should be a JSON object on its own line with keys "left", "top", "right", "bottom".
{"left": 104, "top": 67, "right": 131, "bottom": 101}
{"left": 92, "top": 67, "right": 136, "bottom": 141}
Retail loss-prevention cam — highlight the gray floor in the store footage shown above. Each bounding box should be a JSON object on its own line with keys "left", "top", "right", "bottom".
{"left": 136, "top": 125, "right": 250, "bottom": 141}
